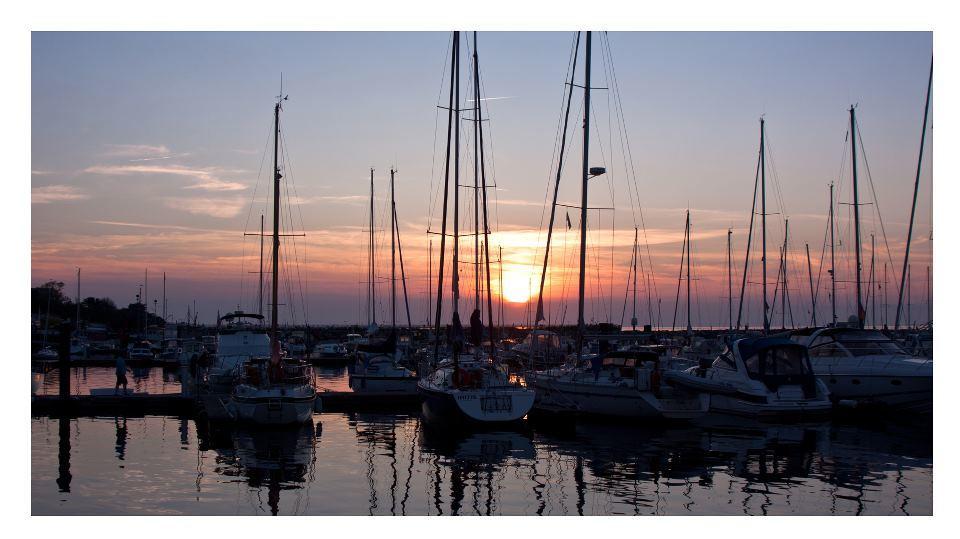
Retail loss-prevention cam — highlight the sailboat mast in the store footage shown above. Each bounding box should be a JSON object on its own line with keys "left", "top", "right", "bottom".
{"left": 850, "top": 106, "right": 864, "bottom": 329}
{"left": 76, "top": 267, "right": 81, "bottom": 335}
{"left": 391, "top": 167, "right": 396, "bottom": 328}
{"left": 907, "top": 264, "right": 912, "bottom": 328}
{"left": 452, "top": 32, "right": 461, "bottom": 317}
{"left": 259, "top": 214, "right": 264, "bottom": 317}
{"left": 896, "top": 57, "right": 933, "bottom": 330}
{"left": 575, "top": 31, "right": 592, "bottom": 362}
{"left": 433, "top": 31, "right": 458, "bottom": 362}
{"left": 473, "top": 31, "right": 497, "bottom": 357}
{"left": 927, "top": 265, "right": 931, "bottom": 326}
{"left": 830, "top": 183, "right": 837, "bottom": 325}
{"left": 369, "top": 168, "right": 376, "bottom": 326}
{"left": 870, "top": 234, "right": 876, "bottom": 328}
{"left": 782, "top": 219, "right": 789, "bottom": 329}
{"left": 535, "top": 31, "right": 581, "bottom": 325}
{"left": 473, "top": 53, "right": 481, "bottom": 314}
{"left": 686, "top": 210, "right": 692, "bottom": 334}
{"left": 727, "top": 229, "right": 732, "bottom": 332}
{"left": 632, "top": 227, "right": 638, "bottom": 332}
{"left": 806, "top": 243, "right": 816, "bottom": 327}
{"left": 761, "top": 118, "right": 769, "bottom": 335}
{"left": 270, "top": 99, "right": 282, "bottom": 358}
{"left": 162, "top": 271, "right": 166, "bottom": 323}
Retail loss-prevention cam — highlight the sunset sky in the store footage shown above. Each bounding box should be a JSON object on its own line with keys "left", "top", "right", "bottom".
{"left": 31, "top": 31, "right": 933, "bottom": 327}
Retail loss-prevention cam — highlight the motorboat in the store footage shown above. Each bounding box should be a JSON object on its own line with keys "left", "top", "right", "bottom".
{"left": 33, "top": 346, "right": 59, "bottom": 361}
{"left": 349, "top": 332, "right": 418, "bottom": 394}
{"left": 793, "top": 327, "right": 932, "bottom": 413}
{"left": 509, "top": 329, "right": 569, "bottom": 369}
{"left": 418, "top": 350, "right": 535, "bottom": 424}
{"left": 664, "top": 337, "right": 832, "bottom": 418}
{"left": 528, "top": 349, "right": 708, "bottom": 420}
{"left": 204, "top": 311, "right": 271, "bottom": 392}
{"left": 311, "top": 342, "right": 350, "bottom": 363}
{"left": 231, "top": 356, "right": 317, "bottom": 425}
{"left": 128, "top": 341, "right": 155, "bottom": 360}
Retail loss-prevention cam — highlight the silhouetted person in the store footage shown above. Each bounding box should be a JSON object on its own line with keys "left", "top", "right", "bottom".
{"left": 469, "top": 309, "right": 483, "bottom": 347}
{"left": 115, "top": 355, "right": 129, "bottom": 395}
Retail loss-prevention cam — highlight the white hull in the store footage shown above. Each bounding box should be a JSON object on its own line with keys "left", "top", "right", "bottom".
{"left": 419, "top": 382, "right": 535, "bottom": 423}
{"left": 231, "top": 388, "right": 316, "bottom": 425}
{"left": 531, "top": 376, "right": 707, "bottom": 420}
{"left": 349, "top": 375, "right": 419, "bottom": 394}
{"left": 816, "top": 373, "right": 932, "bottom": 412}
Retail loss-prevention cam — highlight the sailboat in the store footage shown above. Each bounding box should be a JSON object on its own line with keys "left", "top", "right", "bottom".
{"left": 229, "top": 92, "right": 317, "bottom": 425}
{"left": 523, "top": 32, "right": 707, "bottom": 420}
{"left": 349, "top": 167, "right": 418, "bottom": 393}
{"left": 668, "top": 118, "right": 831, "bottom": 418}
{"left": 417, "top": 32, "right": 535, "bottom": 424}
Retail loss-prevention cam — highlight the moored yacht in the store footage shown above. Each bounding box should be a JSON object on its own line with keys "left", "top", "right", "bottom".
{"left": 418, "top": 348, "right": 535, "bottom": 424}
{"left": 349, "top": 332, "right": 418, "bottom": 394}
{"left": 529, "top": 350, "right": 708, "bottom": 420}
{"left": 793, "top": 327, "right": 932, "bottom": 413}
{"left": 205, "top": 312, "right": 271, "bottom": 392}
{"left": 664, "top": 337, "right": 832, "bottom": 418}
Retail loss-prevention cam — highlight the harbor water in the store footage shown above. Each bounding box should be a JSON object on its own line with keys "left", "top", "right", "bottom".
{"left": 31, "top": 370, "right": 931, "bottom": 515}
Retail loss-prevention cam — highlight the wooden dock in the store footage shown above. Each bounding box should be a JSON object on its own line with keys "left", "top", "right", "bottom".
{"left": 31, "top": 390, "right": 422, "bottom": 417}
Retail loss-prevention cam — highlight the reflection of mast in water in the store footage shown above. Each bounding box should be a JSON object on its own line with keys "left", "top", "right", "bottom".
{"left": 115, "top": 417, "right": 128, "bottom": 461}
{"left": 56, "top": 417, "right": 72, "bottom": 493}
{"left": 399, "top": 421, "right": 418, "bottom": 515}
{"left": 574, "top": 455, "right": 585, "bottom": 516}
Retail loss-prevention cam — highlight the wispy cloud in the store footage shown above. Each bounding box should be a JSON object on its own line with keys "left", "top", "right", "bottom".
{"left": 163, "top": 196, "right": 246, "bottom": 218}
{"left": 32, "top": 169, "right": 56, "bottom": 176}
{"left": 103, "top": 144, "right": 171, "bottom": 158}
{"left": 495, "top": 198, "right": 542, "bottom": 207}
{"left": 84, "top": 164, "right": 247, "bottom": 192}
{"left": 32, "top": 185, "right": 90, "bottom": 204}
{"left": 289, "top": 194, "right": 368, "bottom": 206}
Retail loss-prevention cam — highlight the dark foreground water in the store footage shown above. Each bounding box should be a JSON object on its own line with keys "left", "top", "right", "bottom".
{"left": 32, "top": 408, "right": 931, "bottom": 515}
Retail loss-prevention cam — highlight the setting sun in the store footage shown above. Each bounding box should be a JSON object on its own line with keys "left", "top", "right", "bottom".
{"left": 500, "top": 268, "right": 535, "bottom": 303}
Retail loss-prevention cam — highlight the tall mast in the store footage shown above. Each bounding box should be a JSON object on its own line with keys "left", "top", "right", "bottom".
{"left": 686, "top": 210, "right": 692, "bottom": 334}
{"left": 895, "top": 57, "right": 933, "bottom": 330}
{"left": 761, "top": 118, "right": 769, "bottom": 335}
{"left": 433, "top": 31, "right": 458, "bottom": 362}
{"left": 369, "top": 167, "right": 376, "bottom": 326}
{"left": 727, "top": 229, "right": 732, "bottom": 332}
{"left": 782, "top": 219, "right": 789, "bottom": 330}
{"left": 473, "top": 46, "right": 481, "bottom": 314}
{"left": 850, "top": 106, "right": 864, "bottom": 329}
{"left": 144, "top": 268, "right": 148, "bottom": 333}
{"left": 452, "top": 32, "right": 461, "bottom": 316}
{"left": 270, "top": 97, "right": 282, "bottom": 360}
{"left": 869, "top": 234, "right": 876, "bottom": 328}
{"left": 907, "top": 264, "right": 912, "bottom": 328}
{"left": 259, "top": 214, "right": 265, "bottom": 316}
{"left": 806, "top": 243, "right": 816, "bottom": 327}
{"left": 391, "top": 167, "right": 396, "bottom": 328}
{"left": 883, "top": 262, "right": 888, "bottom": 328}
{"left": 499, "top": 245, "right": 504, "bottom": 332}
{"left": 162, "top": 271, "right": 166, "bottom": 323}
{"left": 75, "top": 267, "right": 81, "bottom": 335}
{"left": 829, "top": 183, "right": 837, "bottom": 326}
{"left": 575, "top": 31, "right": 592, "bottom": 362}
{"left": 473, "top": 31, "right": 497, "bottom": 358}
{"left": 535, "top": 31, "right": 581, "bottom": 325}
{"left": 428, "top": 238, "right": 432, "bottom": 326}
{"left": 632, "top": 227, "right": 638, "bottom": 332}
{"left": 927, "top": 265, "right": 931, "bottom": 326}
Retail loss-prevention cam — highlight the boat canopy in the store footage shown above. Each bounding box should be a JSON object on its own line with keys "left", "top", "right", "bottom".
{"left": 218, "top": 311, "right": 265, "bottom": 326}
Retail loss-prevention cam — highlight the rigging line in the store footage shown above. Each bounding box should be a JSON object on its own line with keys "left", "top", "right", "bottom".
{"left": 531, "top": 34, "right": 574, "bottom": 256}
{"left": 671, "top": 218, "right": 687, "bottom": 331}
{"left": 854, "top": 117, "right": 903, "bottom": 304}
{"left": 601, "top": 33, "right": 661, "bottom": 307}
{"left": 427, "top": 32, "right": 454, "bottom": 233}
{"left": 238, "top": 121, "right": 274, "bottom": 311}
{"left": 736, "top": 147, "right": 762, "bottom": 330}
{"left": 279, "top": 128, "right": 309, "bottom": 324}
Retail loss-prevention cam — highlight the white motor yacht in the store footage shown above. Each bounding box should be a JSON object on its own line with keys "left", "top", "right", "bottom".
{"left": 664, "top": 337, "right": 832, "bottom": 418}
{"left": 349, "top": 333, "right": 418, "bottom": 394}
{"left": 794, "top": 327, "right": 932, "bottom": 413}
{"left": 205, "top": 311, "right": 271, "bottom": 392}
{"left": 528, "top": 350, "right": 708, "bottom": 420}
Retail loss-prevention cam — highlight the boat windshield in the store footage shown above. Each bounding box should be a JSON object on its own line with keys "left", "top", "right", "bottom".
{"left": 809, "top": 329, "right": 908, "bottom": 357}
{"left": 743, "top": 345, "right": 811, "bottom": 380}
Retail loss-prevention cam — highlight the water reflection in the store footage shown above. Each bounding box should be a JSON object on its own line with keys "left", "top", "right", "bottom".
{"left": 33, "top": 412, "right": 931, "bottom": 515}
{"left": 196, "top": 421, "right": 319, "bottom": 515}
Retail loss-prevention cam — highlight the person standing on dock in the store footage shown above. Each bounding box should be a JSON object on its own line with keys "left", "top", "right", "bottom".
{"left": 114, "top": 355, "right": 129, "bottom": 395}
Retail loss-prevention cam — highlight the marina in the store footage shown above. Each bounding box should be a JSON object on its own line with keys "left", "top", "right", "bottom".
{"left": 27, "top": 25, "right": 937, "bottom": 520}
